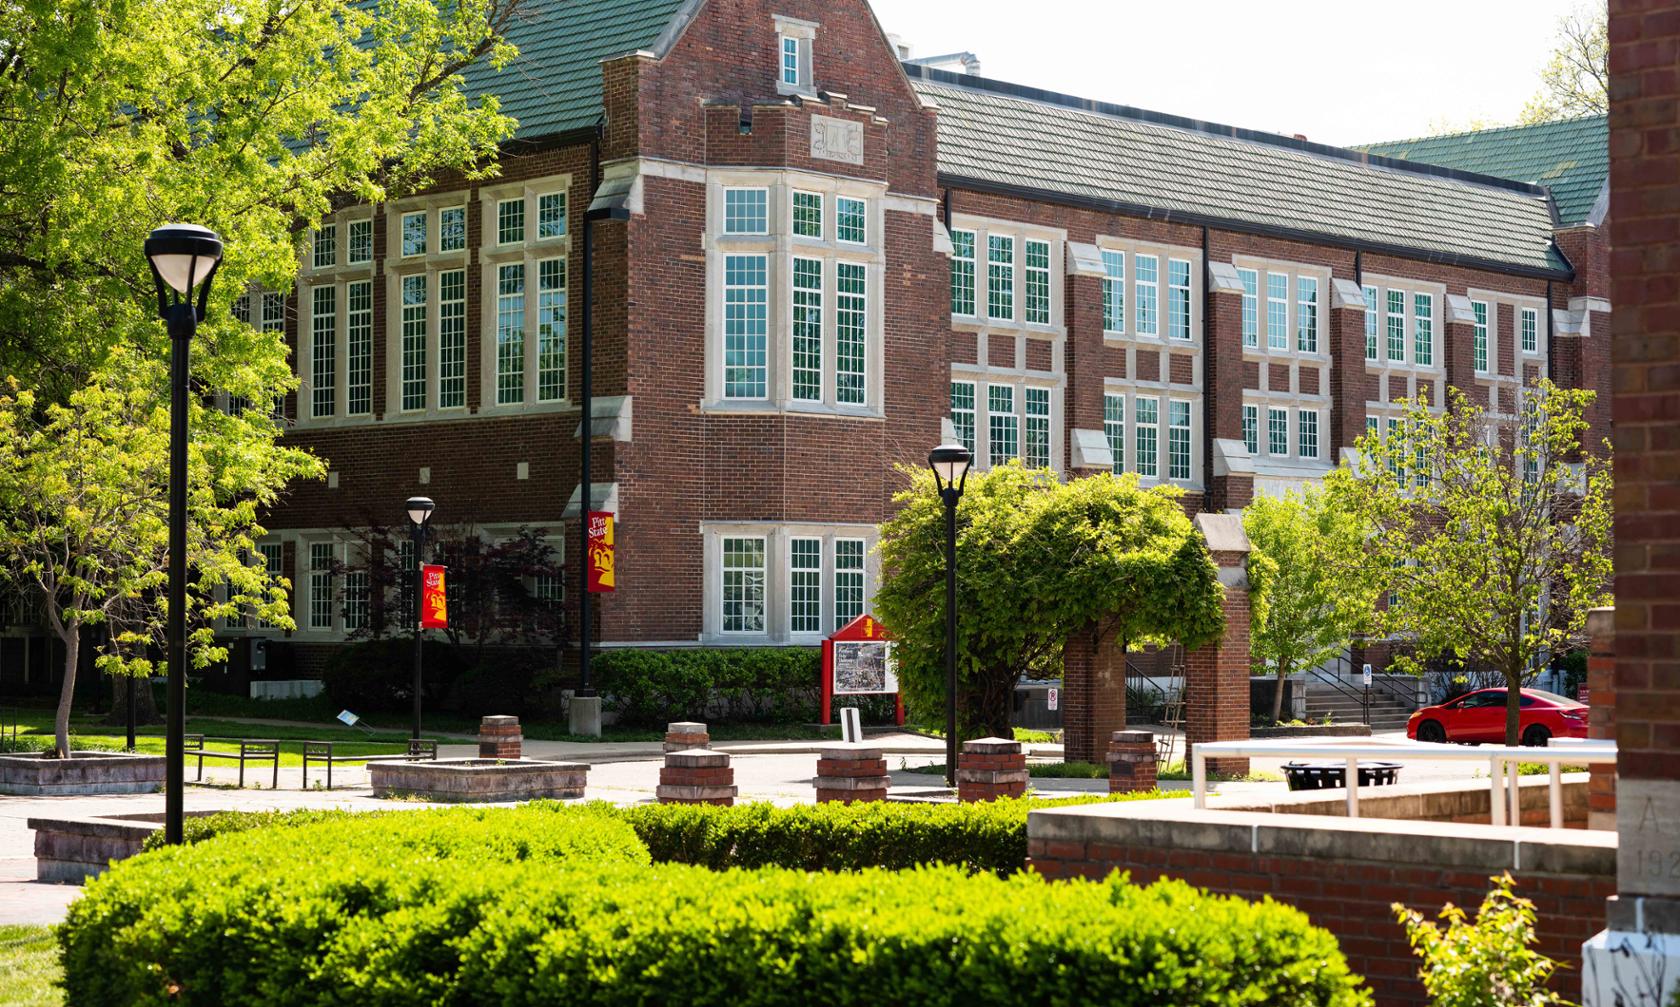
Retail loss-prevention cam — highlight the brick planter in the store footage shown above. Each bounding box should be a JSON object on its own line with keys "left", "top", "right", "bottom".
{"left": 656, "top": 749, "right": 736, "bottom": 805}
{"left": 957, "top": 737, "right": 1028, "bottom": 802}
{"left": 814, "top": 744, "right": 889, "bottom": 803}
{"left": 0, "top": 752, "right": 166, "bottom": 796}
{"left": 369, "top": 758, "right": 586, "bottom": 802}
{"left": 1107, "top": 730, "right": 1158, "bottom": 793}
{"left": 664, "top": 721, "right": 710, "bottom": 752}
{"left": 477, "top": 715, "right": 523, "bottom": 760}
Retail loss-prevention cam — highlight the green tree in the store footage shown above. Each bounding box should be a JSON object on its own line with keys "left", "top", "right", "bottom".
{"left": 1520, "top": 2, "right": 1608, "bottom": 123}
{"left": 1394, "top": 873, "right": 1568, "bottom": 1007}
{"left": 874, "top": 464, "right": 1224, "bottom": 739}
{"left": 0, "top": 0, "right": 522, "bottom": 757}
{"left": 1244, "top": 486, "right": 1382, "bottom": 726}
{"left": 1326, "top": 381, "right": 1612, "bottom": 746}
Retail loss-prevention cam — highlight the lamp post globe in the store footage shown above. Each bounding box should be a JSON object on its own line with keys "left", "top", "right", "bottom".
{"left": 927, "top": 443, "right": 972, "bottom": 788}
{"left": 145, "top": 224, "right": 223, "bottom": 847}
{"left": 406, "top": 497, "right": 436, "bottom": 740}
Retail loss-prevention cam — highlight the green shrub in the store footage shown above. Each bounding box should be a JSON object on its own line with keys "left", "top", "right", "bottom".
{"left": 1394, "top": 872, "right": 1566, "bottom": 1007}
{"left": 596, "top": 647, "right": 894, "bottom": 725}
{"left": 64, "top": 808, "right": 1370, "bottom": 1007}
{"left": 139, "top": 809, "right": 353, "bottom": 852}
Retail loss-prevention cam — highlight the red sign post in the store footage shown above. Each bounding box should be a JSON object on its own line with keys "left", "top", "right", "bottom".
{"left": 420, "top": 564, "right": 448, "bottom": 629}
{"left": 587, "top": 511, "right": 615, "bottom": 593}
{"left": 820, "top": 613, "right": 905, "bottom": 726}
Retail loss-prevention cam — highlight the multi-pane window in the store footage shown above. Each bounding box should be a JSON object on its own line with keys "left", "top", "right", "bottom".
{"left": 1268, "top": 407, "right": 1289, "bottom": 456}
{"left": 836, "top": 263, "right": 867, "bottom": 405}
{"left": 256, "top": 543, "right": 283, "bottom": 630}
{"left": 1413, "top": 293, "right": 1434, "bottom": 366}
{"left": 310, "top": 286, "right": 335, "bottom": 418}
{"left": 348, "top": 220, "right": 372, "bottom": 265}
{"left": 1239, "top": 267, "right": 1259, "bottom": 348}
{"left": 988, "top": 384, "right": 1017, "bottom": 466}
{"left": 1024, "top": 387, "right": 1051, "bottom": 468}
{"left": 343, "top": 571, "right": 369, "bottom": 632}
{"left": 1298, "top": 409, "right": 1319, "bottom": 459}
{"left": 1296, "top": 276, "right": 1319, "bottom": 353}
{"left": 401, "top": 211, "right": 427, "bottom": 257}
{"left": 439, "top": 270, "right": 466, "bottom": 408}
{"left": 1472, "top": 300, "right": 1490, "bottom": 373}
{"left": 1242, "top": 403, "right": 1258, "bottom": 454}
{"left": 1266, "top": 272, "right": 1288, "bottom": 350}
{"left": 725, "top": 188, "right": 769, "bottom": 235}
{"left": 313, "top": 225, "right": 336, "bottom": 269}
{"left": 538, "top": 193, "right": 567, "bottom": 239}
{"left": 261, "top": 292, "right": 285, "bottom": 333}
{"left": 1363, "top": 285, "right": 1379, "bottom": 361}
{"left": 781, "top": 35, "right": 800, "bottom": 86}
{"left": 1521, "top": 307, "right": 1539, "bottom": 354}
{"left": 497, "top": 198, "right": 525, "bottom": 245}
{"left": 793, "top": 191, "right": 823, "bottom": 239}
{"left": 951, "top": 381, "right": 976, "bottom": 455}
{"left": 401, "top": 275, "right": 428, "bottom": 411}
{"left": 1134, "top": 254, "right": 1159, "bottom": 336}
{"left": 537, "top": 258, "right": 567, "bottom": 401}
{"left": 1102, "top": 251, "right": 1126, "bottom": 333}
{"left": 1134, "top": 396, "right": 1158, "bottom": 477}
{"left": 439, "top": 207, "right": 466, "bottom": 253}
{"left": 1386, "top": 289, "right": 1406, "bottom": 361}
{"left": 346, "top": 280, "right": 372, "bottom": 416}
{"left": 835, "top": 539, "right": 866, "bottom": 630}
{"left": 1366, "top": 416, "right": 1380, "bottom": 441}
{"left": 1024, "top": 239, "right": 1051, "bottom": 325}
{"left": 789, "top": 538, "right": 822, "bottom": 634}
{"left": 1103, "top": 393, "right": 1124, "bottom": 473}
{"left": 308, "top": 543, "right": 334, "bottom": 631}
{"left": 836, "top": 197, "right": 866, "bottom": 244}
{"left": 721, "top": 537, "right": 766, "bottom": 633}
{"left": 1386, "top": 418, "right": 1403, "bottom": 479}
{"left": 987, "top": 236, "right": 1014, "bottom": 320}
{"left": 792, "top": 257, "right": 823, "bottom": 401}
{"left": 1167, "top": 259, "right": 1192, "bottom": 341}
{"left": 724, "top": 254, "right": 769, "bottom": 398}
{"left": 950, "top": 229, "right": 976, "bottom": 316}
{"left": 496, "top": 264, "right": 525, "bottom": 405}
{"left": 1167, "top": 400, "right": 1191, "bottom": 479}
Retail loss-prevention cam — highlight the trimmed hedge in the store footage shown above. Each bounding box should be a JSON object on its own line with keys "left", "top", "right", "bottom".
{"left": 63, "top": 806, "right": 1370, "bottom": 1006}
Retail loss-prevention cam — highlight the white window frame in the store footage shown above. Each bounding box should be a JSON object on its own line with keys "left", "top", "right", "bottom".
{"left": 951, "top": 380, "right": 976, "bottom": 455}
{"left": 788, "top": 536, "right": 823, "bottom": 636}
{"left": 835, "top": 196, "right": 867, "bottom": 246}
{"left": 347, "top": 218, "right": 374, "bottom": 266}
{"left": 773, "top": 15, "right": 817, "bottom": 96}
{"left": 308, "top": 285, "right": 336, "bottom": 419}
{"left": 1167, "top": 399, "right": 1192, "bottom": 480}
{"left": 1239, "top": 267, "right": 1259, "bottom": 349}
{"left": 401, "top": 272, "right": 430, "bottom": 412}
{"left": 1103, "top": 393, "right": 1125, "bottom": 473}
{"left": 1167, "top": 258, "right": 1193, "bottom": 341}
{"left": 1298, "top": 407, "right": 1320, "bottom": 460}
{"left": 703, "top": 523, "right": 877, "bottom": 644}
{"left": 1521, "top": 307, "right": 1540, "bottom": 355}
{"left": 724, "top": 187, "right": 770, "bottom": 235}
{"left": 950, "top": 228, "right": 976, "bottom": 318}
{"left": 1472, "top": 299, "right": 1491, "bottom": 375}
{"left": 1267, "top": 406, "right": 1289, "bottom": 457}
{"left": 401, "top": 210, "right": 428, "bottom": 258}
{"left": 1242, "top": 403, "right": 1258, "bottom": 455}
{"left": 474, "top": 174, "right": 576, "bottom": 415}
{"left": 1103, "top": 251, "right": 1126, "bottom": 335}
{"left": 792, "top": 189, "right": 824, "bottom": 241}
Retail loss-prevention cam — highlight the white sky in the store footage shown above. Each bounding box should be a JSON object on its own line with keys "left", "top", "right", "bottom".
{"left": 867, "top": 0, "right": 1588, "bottom": 147}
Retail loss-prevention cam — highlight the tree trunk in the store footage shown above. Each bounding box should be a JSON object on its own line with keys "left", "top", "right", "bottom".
{"left": 1270, "top": 661, "right": 1291, "bottom": 725}
{"left": 53, "top": 625, "right": 79, "bottom": 759}
{"left": 102, "top": 675, "right": 160, "bottom": 729}
{"left": 1505, "top": 669, "right": 1524, "bottom": 746}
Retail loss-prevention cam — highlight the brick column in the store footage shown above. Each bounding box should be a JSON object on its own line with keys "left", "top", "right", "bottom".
{"left": 1585, "top": 610, "right": 1616, "bottom": 832}
{"left": 1107, "top": 730, "right": 1157, "bottom": 793}
{"left": 657, "top": 749, "right": 736, "bottom": 806}
{"left": 1327, "top": 279, "right": 1370, "bottom": 458}
{"left": 477, "top": 716, "right": 522, "bottom": 760}
{"left": 1443, "top": 295, "right": 1478, "bottom": 399}
{"left": 1061, "top": 622, "right": 1125, "bottom": 764}
{"left": 1203, "top": 264, "right": 1251, "bottom": 510}
{"left": 814, "top": 744, "right": 889, "bottom": 803}
{"left": 1184, "top": 513, "right": 1252, "bottom": 777}
{"left": 664, "top": 721, "right": 710, "bottom": 752}
{"left": 957, "top": 737, "right": 1028, "bottom": 802}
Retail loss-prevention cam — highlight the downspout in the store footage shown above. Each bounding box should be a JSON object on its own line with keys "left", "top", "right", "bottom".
{"left": 1200, "top": 225, "right": 1211, "bottom": 508}
{"left": 1354, "top": 250, "right": 1363, "bottom": 288}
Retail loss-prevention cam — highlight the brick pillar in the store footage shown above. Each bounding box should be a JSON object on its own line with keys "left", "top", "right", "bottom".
{"left": 1327, "top": 280, "right": 1370, "bottom": 459}
{"left": 664, "top": 721, "right": 710, "bottom": 752}
{"left": 1184, "top": 513, "right": 1252, "bottom": 777}
{"left": 477, "top": 715, "right": 522, "bottom": 760}
{"left": 1061, "top": 622, "right": 1125, "bottom": 764}
{"left": 814, "top": 744, "right": 889, "bottom": 803}
{"left": 1443, "top": 295, "right": 1478, "bottom": 399}
{"left": 1586, "top": 610, "right": 1616, "bottom": 832}
{"left": 957, "top": 737, "right": 1028, "bottom": 802}
{"left": 1107, "top": 730, "right": 1157, "bottom": 793}
{"left": 1203, "top": 265, "right": 1250, "bottom": 511}
{"left": 656, "top": 749, "right": 736, "bottom": 806}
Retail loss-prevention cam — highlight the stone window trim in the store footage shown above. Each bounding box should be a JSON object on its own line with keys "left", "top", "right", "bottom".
{"left": 1100, "top": 379, "right": 1204, "bottom": 490}
{"left": 703, "top": 169, "right": 886, "bottom": 417}
{"left": 1095, "top": 234, "right": 1201, "bottom": 347}
{"left": 1362, "top": 273, "right": 1447, "bottom": 375}
{"left": 1230, "top": 255, "right": 1331, "bottom": 362}
{"left": 950, "top": 212, "right": 1068, "bottom": 337}
{"left": 383, "top": 191, "right": 477, "bottom": 267}
{"left": 297, "top": 277, "right": 386, "bottom": 430}
{"left": 773, "top": 14, "right": 819, "bottom": 97}
{"left": 1243, "top": 389, "right": 1334, "bottom": 468}
{"left": 1465, "top": 287, "right": 1550, "bottom": 369}
{"left": 700, "top": 521, "right": 876, "bottom": 645}
{"left": 476, "top": 175, "right": 572, "bottom": 256}
{"left": 474, "top": 254, "right": 571, "bottom": 417}
{"left": 951, "top": 368, "right": 1066, "bottom": 476}
{"left": 302, "top": 208, "right": 379, "bottom": 279}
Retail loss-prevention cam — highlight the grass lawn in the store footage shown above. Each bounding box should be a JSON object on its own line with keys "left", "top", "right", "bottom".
{"left": 0, "top": 925, "right": 62, "bottom": 1007}
{"left": 4, "top": 711, "right": 410, "bottom": 767}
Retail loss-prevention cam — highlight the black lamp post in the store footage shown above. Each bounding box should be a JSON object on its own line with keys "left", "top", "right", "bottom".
{"left": 144, "top": 223, "right": 223, "bottom": 846}
{"left": 406, "top": 496, "right": 435, "bottom": 740}
{"left": 928, "top": 443, "right": 973, "bottom": 788}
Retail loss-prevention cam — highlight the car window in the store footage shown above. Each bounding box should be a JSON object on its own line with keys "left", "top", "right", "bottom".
{"left": 1465, "top": 691, "right": 1505, "bottom": 708}
{"left": 1519, "top": 694, "right": 1535, "bottom": 708}
{"left": 1526, "top": 689, "right": 1573, "bottom": 706}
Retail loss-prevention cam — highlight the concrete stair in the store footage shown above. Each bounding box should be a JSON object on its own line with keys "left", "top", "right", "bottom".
{"left": 1302, "top": 678, "right": 1418, "bottom": 732}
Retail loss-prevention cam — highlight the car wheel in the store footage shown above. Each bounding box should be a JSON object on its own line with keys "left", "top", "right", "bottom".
{"left": 1522, "top": 724, "right": 1552, "bottom": 748}
{"left": 1416, "top": 720, "right": 1446, "bottom": 744}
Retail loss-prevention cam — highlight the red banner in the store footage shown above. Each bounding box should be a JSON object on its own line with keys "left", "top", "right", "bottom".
{"left": 420, "top": 564, "right": 448, "bottom": 628}
{"left": 587, "top": 511, "right": 616, "bottom": 593}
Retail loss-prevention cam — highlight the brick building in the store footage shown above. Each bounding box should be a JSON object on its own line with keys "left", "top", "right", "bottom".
{"left": 216, "top": 0, "right": 1611, "bottom": 678}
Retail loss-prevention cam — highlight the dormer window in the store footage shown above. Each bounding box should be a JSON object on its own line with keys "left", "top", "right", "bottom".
{"left": 774, "top": 15, "right": 817, "bottom": 95}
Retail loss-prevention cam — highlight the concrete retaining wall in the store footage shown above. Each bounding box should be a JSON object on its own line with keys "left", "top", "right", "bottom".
{"left": 0, "top": 752, "right": 165, "bottom": 796}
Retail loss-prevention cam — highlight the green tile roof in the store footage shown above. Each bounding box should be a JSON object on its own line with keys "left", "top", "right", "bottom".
{"left": 464, "top": 0, "right": 689, "bottom": 140}
{"left": 909, "top": 68, "right": 1569, "bottom": 278}
{"left": 1358, "top": 116, "right": 1607, "bottom": 227}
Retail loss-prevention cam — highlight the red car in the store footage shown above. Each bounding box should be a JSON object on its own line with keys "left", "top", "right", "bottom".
{"left": 1407, "top": 688, "right": 1589, "bottom": 747}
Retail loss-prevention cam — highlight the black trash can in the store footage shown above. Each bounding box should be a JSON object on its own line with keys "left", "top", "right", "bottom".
{"left": 1282, "top": 761, "right": 1402, "bottom": 791}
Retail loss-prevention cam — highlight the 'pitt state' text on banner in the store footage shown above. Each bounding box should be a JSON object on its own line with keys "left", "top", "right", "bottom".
{"left": 588, "top": 511, "right": 615, "bottom": 593}
{"left": 420, "top": 564, "right": 449, "bottom": 628}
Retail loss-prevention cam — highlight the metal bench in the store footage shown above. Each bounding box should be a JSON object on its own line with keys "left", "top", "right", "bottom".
{"left": 302, "top": 738, "right": 437, "bottom": 791}
{"left": 183, "top": 735, "right": 280, "bottom": 789}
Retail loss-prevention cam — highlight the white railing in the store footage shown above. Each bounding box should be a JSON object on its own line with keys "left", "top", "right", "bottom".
{"left": 1191, "top": 737, "right": 1616, "bottom": 829}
